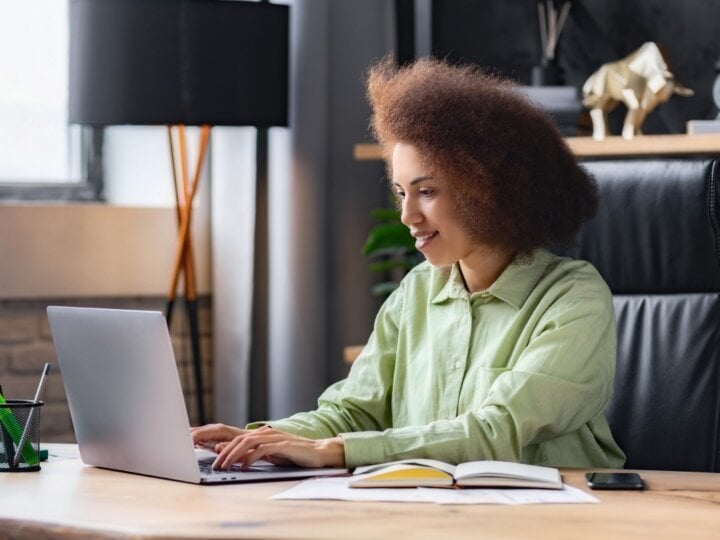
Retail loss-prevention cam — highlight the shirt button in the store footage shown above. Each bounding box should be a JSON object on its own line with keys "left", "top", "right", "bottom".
{"left": 454, "top": 361, "right": 462, "bottom": 369}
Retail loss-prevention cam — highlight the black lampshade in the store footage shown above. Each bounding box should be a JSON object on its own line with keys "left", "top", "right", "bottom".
{"left": 69, "top": 0, "right": 289, "bottom": 127}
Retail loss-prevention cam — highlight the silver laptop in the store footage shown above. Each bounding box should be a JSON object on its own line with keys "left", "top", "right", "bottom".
{"left": 47, "top": 306, "right": 348, "bottom": 484}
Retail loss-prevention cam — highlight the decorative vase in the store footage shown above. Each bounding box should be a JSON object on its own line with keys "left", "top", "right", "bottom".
{"left": 531, "top": 59, "right": 563, "bottom": 86}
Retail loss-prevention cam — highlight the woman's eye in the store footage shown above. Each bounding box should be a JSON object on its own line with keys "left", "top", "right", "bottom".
{"left": 419, "top": 189, "right": 434, "bottom": 197}
{"left": 394, "top": 191, "right": 406, "bottom": 200}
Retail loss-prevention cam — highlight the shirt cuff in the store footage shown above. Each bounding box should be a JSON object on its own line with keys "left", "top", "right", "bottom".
{"left": 340, "top": 431, "right": 387, "bottom": 468}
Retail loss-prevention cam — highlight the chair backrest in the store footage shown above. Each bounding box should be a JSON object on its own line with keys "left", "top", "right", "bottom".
{"left": 556, "top": 159, "right": 720, "bottom": 472}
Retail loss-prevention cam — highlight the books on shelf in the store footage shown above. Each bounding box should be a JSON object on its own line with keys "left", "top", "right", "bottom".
{"left": 687, "top": 120, "right": 720, "bottom": 135}
{"left": 349, "top": 459, "right": 562, "bottom": 490}
{"left": 516, "top": 85, "right": 580, "bottom": 110}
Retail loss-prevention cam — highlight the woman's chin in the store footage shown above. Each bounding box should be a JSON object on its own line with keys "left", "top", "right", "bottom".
{"left": 422, "top": 252, "right": 453, "bottom": 268}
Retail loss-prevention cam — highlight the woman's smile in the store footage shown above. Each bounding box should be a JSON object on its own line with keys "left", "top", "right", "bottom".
{"left": 412, "top": 230, "right": 438, "bottom": 250}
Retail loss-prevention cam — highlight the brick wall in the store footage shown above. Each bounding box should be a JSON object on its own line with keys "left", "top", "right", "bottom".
{"left": 0, "top": 297, "right": 213, "bottom": 442}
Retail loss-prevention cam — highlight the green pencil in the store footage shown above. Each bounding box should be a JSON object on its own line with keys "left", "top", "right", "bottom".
{"left": 0, "top": 392, "right": 40, "bottom": 466}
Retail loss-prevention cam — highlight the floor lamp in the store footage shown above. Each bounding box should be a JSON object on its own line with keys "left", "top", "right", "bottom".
{"left": 68, "top": 0, "right": 289, "bottom": 425}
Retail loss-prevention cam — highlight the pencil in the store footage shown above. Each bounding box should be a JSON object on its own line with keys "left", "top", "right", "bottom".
{"left": 11, "top": 363, "right": 50, "bottom": 467}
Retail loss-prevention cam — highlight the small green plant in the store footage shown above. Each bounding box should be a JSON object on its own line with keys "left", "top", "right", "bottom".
{"left": 362, "top": 207, "right": 422, "bottom": 296}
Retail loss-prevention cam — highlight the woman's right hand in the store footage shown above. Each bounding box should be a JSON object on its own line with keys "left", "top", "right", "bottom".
{"left": 191, "top": 424, "right": 345, "bottom": 470}
{"left": 191, "top": 423, "right": 249, "bottom": 453}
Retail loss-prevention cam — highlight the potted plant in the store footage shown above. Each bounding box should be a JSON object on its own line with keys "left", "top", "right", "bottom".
{"left": 362, "top": 206, "right": 422, "bottom": 296}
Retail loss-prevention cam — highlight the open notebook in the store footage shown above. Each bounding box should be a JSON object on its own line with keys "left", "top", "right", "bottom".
{"left": 349, "top": 458, "right": 562, "bottom": 489}
{"left": 47, "top": 306, "right": 348, "bottom": 484}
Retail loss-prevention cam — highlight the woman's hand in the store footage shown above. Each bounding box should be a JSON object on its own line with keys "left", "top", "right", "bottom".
{"left": 191, "top": 423, "right": 246, "bottom": 451}
{"left": 191, "top": 424, "right": 345, "bottom": 470}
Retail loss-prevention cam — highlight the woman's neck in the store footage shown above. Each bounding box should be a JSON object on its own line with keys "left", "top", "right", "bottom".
{"left": 458, "top": 246, "right": 516, "bottom": 293}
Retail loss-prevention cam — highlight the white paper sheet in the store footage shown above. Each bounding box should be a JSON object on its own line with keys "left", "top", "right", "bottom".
{"left": 272, "top": 477, "right": 431, "bottom": 503}
{"left": 419, "top": 484, "right": 600, "bottom": 505}
{"left": 272, "top": 477, "right": 600, "bottom": 505}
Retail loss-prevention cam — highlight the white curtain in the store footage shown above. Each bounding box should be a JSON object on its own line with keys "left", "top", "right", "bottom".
{"left": 212, "top": 0, "right": 394, "bottom": 425}
{"left": 211, "top": 127, "right": 257, "bottom": 424}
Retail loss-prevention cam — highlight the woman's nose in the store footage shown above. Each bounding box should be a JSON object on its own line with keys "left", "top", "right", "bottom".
{"left": 400, "top": 198, "right": 421, "bottom": 226}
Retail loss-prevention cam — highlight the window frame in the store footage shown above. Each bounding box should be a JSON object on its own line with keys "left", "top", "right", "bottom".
{"left": 0, "top": 1, "right": 104, "bottom": 203}
{"left": 0, "top": 127, "right": 104, "bottom": 202}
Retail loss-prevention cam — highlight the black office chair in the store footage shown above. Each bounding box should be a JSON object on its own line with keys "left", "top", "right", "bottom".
{"left": 557, "top": 159, "right": 720, "bottom": 472}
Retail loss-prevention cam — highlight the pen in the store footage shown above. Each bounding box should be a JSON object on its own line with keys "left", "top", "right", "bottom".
{"left": 12, "top": 363, "right": 50, "bottom": 467}
{"left": 0, "top": 385, "right": 17, "bottom": 463}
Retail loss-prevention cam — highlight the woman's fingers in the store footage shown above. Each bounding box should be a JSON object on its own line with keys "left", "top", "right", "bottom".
{"left": 190, "top": 423, "right": 247, "bottom": 446}
{"left": 213, "top": 431, "right": 287, "bottom": 470}
{"left": 243, "top": 440, "right": 324, "bottom": 469}
{"left": 204, "top": 428, "right": 344, "bottom": 470}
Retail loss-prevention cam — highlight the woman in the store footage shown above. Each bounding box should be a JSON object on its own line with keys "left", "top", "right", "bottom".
{"left": 192, "top": 57, "right": 626, "bottom": 471}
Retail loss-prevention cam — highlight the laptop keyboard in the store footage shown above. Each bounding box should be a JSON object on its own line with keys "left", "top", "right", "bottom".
{"left": 198, "top": 458, "right": 243, "bottom": 474}
{"left": 198, "top": 457, "right": 298, "bottom": 475}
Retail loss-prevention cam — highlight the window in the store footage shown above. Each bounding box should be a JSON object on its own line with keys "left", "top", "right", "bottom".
{"left": 0, "top": 0, "right": 102, "bottom": 201}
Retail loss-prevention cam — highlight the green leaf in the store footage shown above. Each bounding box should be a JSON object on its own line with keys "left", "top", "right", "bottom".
{"left": 366, "top": 246, "right": 415, "bottom": 259}
{"left": 371, "top": 281, "right": 400, "bottom": 297}
{"left": 369, "top": 259, "right": 415, "bottom": 274}
{"left": 370, "top": 208, "right": 401, "bottom": 222}
{"left": 362, "top": 222, "right": 415, "bottom": 256}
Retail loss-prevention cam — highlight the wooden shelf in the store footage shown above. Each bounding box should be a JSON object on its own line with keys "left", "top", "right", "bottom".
{"left": 354, "top": 134, "right": 720, "bottom": 161}
{"left": 354, "top": 143, "right": 385, "bottom": 160}
{"left": 567, "top": 134, "right": 720, "bottom": 157}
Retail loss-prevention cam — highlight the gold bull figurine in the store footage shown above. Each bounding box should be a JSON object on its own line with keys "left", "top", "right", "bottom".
{"left": 582, "top": 42, "right": 693, "bottom": 140}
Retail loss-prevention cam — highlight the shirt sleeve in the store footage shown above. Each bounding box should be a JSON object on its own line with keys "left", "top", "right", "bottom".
{"left": 339, "top": 287, "right": 618, "bottom": 468}
{"left": 257, "top": 283, "right": 404, "bottom": 442}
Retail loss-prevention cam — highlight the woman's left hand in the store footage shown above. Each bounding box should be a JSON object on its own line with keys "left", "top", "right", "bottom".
{"left": 193, "top": 424, "right": 346, "bottom": 470}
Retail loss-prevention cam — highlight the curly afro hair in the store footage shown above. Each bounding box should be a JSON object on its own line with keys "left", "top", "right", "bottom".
{"left": 366, "top": 56, "right": 597, "bottom": 256}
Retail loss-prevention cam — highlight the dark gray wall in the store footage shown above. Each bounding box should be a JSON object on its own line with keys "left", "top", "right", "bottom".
{"left": 326, "top": 2, "right": 393, "bottom": 384}
{"left": 432, "top": 0, "right": 720, "bottom": 134}
{"left": 265, "top": 1, "right": 392, "bottom": 419}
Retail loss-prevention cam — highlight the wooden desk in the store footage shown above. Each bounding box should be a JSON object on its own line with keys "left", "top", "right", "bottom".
{"left": 2, "top": 444, "right": 720, "bottom": 539}
{"left": 354, "top": 134, "right": 720, "bottom": 160}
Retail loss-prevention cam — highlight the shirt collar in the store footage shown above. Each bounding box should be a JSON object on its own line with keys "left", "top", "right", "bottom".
{"left": 430, "top": 264, "right": 468, "bottom": 304}
{"left": 430, "top": 249, "right": 554, "bottom": 309}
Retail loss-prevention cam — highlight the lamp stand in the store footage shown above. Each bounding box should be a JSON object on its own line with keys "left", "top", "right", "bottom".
{"left": 166, "top": 125, "right": 210, "bottom": 426}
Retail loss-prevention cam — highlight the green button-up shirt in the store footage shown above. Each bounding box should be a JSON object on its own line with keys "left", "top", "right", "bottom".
{"left": 267, "top": 249, "right": 626, "bottom": 469}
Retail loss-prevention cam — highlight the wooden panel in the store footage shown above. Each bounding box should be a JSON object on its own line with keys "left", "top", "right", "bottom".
{"left": 0, "top": 204, "right": 211, "bottom": 298}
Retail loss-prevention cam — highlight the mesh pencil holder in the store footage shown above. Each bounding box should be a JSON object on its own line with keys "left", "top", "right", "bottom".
{"left": 0, "top": 399, "right": 43, "bottom": 472}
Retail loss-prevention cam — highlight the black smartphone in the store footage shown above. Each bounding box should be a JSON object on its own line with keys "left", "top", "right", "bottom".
{"left": 585, "top": 472, "right": 644, "bottom": 490}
